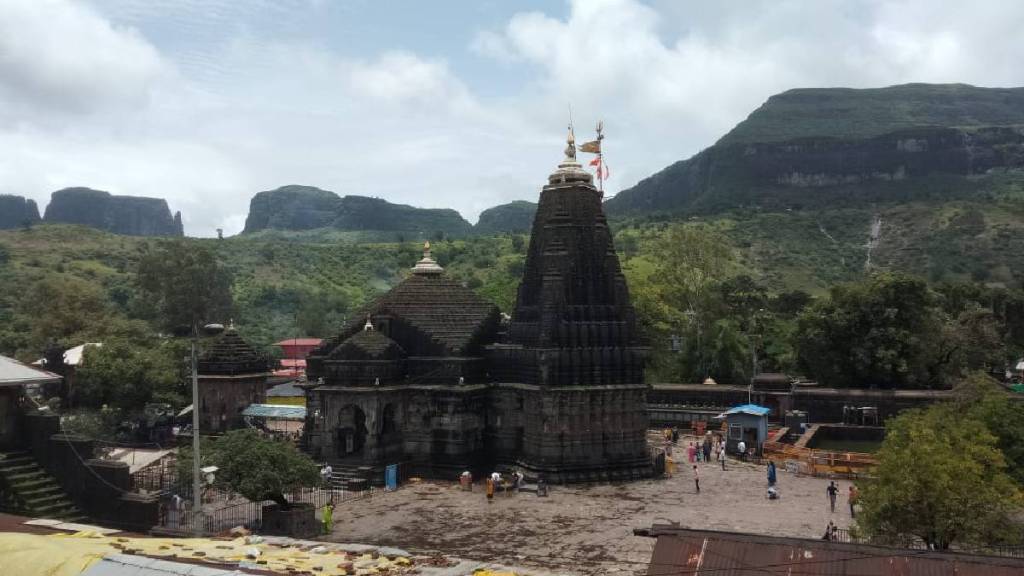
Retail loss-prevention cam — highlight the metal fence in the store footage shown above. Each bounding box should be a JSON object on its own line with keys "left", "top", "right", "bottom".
{"left": 158, "top": 485, "right": 381, "bottom": 535}
{"left": 832, "top": 528, "right": 1024, "bottom": 558}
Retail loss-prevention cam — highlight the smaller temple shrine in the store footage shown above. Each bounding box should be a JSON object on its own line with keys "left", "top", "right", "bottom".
{"left": 197, "top": 327, "right": 272, "bottom": 433}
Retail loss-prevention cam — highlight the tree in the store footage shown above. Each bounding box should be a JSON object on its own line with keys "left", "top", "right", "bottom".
{"left": 953, "top": 373, "right": 1024, "bottom": 485}
{"left": 796, "top": 273, "right": 954, "bottom": 388}
{"left": 206, "top": 430, "right": 320, "bottom": 509}
{"left": 856, "top": 402, "right": 1022, "bottom": 549}
{"left": 137, "top": 241, "right": 234, "bottom": 332}
{"left": 74, "top": 338, "right": 186, "bottom": 410}
{"left": 22, "top": 276, "right": 110, "bottom": 352}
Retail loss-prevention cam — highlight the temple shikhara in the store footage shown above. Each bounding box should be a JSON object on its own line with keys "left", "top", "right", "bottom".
{"left": 303, "top": 126, "right": 651, "bottom": 482}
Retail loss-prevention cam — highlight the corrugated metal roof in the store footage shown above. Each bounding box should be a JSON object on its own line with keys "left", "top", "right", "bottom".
{"left": 266, "top": 380, "right": 305, "bottom": 397}
{"left": 0, "top": 354, "right": 61, "bottom": 386}
{"left": 242, "top": 404, "right": 306, "bottom": 420}
{"left": 645, "top": 527, "right": 1024, "bottom": 576}
{"left": 273, "top": 338, "right": 323, "bottom": 347}
{"left": 717, "top": 404, "right": 771, "bottom": 418}
{"left": 81, "top": 553, "right": 248, "bottom": 575}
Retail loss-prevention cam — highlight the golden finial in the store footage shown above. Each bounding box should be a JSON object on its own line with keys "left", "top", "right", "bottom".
{"left": 565, "top": 110, "right": 577, "bottom": 162}
{"left": 424, "top": 240, "right": 431, "bottom": 259}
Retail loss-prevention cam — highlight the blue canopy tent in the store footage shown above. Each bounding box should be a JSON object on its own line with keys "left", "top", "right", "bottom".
{"left": 715, "top": 404, "right": 771, "bottom": 457}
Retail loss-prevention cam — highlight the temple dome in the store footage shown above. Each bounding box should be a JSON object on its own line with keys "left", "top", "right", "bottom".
{"left": 198, "top": 327, "right": 270, "bottom": 376}
{"left": 330, "top": 328, "right": 406, "bottom": 361}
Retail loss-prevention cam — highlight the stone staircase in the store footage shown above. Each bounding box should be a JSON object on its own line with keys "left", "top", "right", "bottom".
{"left": 0, "top": 451, "right": 87, "bottom": 522}
{"left": 325, "top": 462, "right": 380, "bottom": 491}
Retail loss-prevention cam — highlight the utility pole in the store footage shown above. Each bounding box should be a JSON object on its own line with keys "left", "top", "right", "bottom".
{"left": 191, "top": 324, "right": 202, "bottom": 536}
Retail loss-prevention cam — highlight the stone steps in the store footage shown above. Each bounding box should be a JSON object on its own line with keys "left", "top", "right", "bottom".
{"left": 0, "top": 451, "right": 86, "bottom": 522}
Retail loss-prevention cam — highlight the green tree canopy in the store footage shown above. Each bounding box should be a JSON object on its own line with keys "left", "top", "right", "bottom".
{"left": 137, "top": 241, "right": 234, "bottom": 333}
{"left": 206, "top": 430, "right": 320, "bottom": 509}
{"left": 796, "top": 273, "right": 954, "bottom": 388}
{"left": 856, "top": 400, "right": 1023, "bottom": 549}
{"left": 74, "top": 338, "right": 186, "bottom": 410}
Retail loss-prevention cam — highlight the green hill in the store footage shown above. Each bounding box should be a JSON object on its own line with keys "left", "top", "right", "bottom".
{"left": 719, "top": 83, "right": 1024, "bottom": 145}
{"left": 474, "top": 200, "right": 537, "bottom": 235}
{"left": 604, "top": 83, "right": 1024, "bottom": 288}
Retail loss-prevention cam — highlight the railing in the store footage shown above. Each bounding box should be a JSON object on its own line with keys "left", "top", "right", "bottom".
{"left": 833, "top": 528, "right": 1024, "bottom": 558}
{"left": 761, "top": 441, "right": 877, "bottom": 478}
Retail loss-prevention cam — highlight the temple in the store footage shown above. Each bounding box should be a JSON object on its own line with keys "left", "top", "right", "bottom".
{"left": 303, "top": 127, "right": 652, "bottom": 483}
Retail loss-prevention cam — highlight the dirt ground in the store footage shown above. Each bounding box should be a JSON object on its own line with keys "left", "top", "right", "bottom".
{"left": 325, "top": 441, "right": 857, "bottom": 576}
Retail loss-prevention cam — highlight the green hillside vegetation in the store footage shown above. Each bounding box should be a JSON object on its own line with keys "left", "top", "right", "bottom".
{"left": 719, "top": 83, "right": 1024, "bottom": 145}
{"left": 3, "top": 219, "right": 1022, "bottom": 392}
{"left": 474, "top": 200, "right": 537, "bottom": 235}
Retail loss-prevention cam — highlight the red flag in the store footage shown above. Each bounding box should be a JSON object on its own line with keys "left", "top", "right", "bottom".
{"left": 589, "top": 157, "right": 609, "bottom": 180}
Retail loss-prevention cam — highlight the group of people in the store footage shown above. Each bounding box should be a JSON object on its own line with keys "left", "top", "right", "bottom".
{"left": 683, "top": 434, "right": 729, "bottom": 471}
{"left": 826, "top": 480, "right": 859, "bottom": 517}
{"left": 485, "top": 470, "right": 525, "bottom": 501}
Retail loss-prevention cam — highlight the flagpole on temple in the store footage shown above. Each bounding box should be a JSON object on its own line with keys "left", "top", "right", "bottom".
{"left": 596, "top": 121, "right": 604, "bottom": 194}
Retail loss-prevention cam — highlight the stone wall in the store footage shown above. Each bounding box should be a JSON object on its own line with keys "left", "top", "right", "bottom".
{"left": 24, "top": 414, "right": 158, "bottom": 530}
{"left": 198, "top": 374, "right": 266, "bottom": 433}
{"left": 647, "top": 383, "right": 969, "bottom": 425}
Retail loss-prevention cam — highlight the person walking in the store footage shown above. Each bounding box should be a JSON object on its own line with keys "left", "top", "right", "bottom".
{"left": 486, "top": 477, "right": 494, "bottom": 502}
{"left": 848, "top": 485, "right": 859, "bottom": 518}
{"left": 718, "top": 444, "right": 726, "bottom": 470}
{"left": 702, "top": 436, "right": 712, "bottom": 464}
{"left": 767, "top": 460, "right": 777, "bottom": 486}
{"left": 737, "top": 440, "right": 747, "bottom": 461}
{"left": 687, "top": 442, "right": 696, "bottom": 463}
{"left": 693, "top": 465, "right": 700, "bottom": 493}
{"left": 827, "top": 481, "right": 839, "bottom": 513}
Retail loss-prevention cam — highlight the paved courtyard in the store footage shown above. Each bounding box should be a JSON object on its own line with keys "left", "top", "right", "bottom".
{"left": 326, "top": 444, "right": 857, "bottom": 576}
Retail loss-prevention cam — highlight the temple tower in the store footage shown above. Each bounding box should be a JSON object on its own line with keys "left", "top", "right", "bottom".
{"left": 494, "top": 126, "right": 651, "bottom": 481}
{"left": 197, "top": 327, "right": 272, "bottom": 433}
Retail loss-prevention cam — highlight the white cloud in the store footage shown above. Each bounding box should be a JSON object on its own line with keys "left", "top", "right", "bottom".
{"left": 1, "top": 0, "right": 1023, "bottom": 237}
{"left": 0, "top": 0, "right": 165, "bottom": 118}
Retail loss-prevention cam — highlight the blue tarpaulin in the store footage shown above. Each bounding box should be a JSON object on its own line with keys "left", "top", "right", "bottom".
{"left": 716, "top": 403, "right": 771, "bottom": 418}
{"left": 241, "top": 404, "right": 306, "bottom": 421}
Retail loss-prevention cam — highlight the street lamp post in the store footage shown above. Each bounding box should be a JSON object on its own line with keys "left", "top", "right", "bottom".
{"left": 190, "top": 322, "right": 224, "bottom": 536}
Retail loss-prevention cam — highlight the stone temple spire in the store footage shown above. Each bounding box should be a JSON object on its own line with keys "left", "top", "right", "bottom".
{"left": 550, "top": 119, "right": 593, "bottom": 186}
{"left": 411, "top": 240, "right": 444, "bottom": 275}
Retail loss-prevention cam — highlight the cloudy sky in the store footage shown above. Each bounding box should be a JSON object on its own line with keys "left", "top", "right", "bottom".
{"left": 2, "top": 0, "right": 1022, "bottom": 236}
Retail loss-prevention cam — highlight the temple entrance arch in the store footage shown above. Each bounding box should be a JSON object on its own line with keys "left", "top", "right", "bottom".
{"left": 337, "top": 404, "right": 368, "bottom": 457}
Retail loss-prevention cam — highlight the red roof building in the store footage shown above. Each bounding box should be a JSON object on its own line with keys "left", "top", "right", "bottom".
{"left": 273, "top": 338, "right": 322, "bottom": 378}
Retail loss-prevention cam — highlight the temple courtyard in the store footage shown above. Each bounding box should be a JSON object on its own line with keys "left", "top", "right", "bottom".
{"left": 325, "top": 448, "right": 855, "bottom": 576}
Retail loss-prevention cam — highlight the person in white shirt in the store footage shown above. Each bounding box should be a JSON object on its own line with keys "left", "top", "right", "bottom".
{"left": 737, "top": 440, "right": 747, "bottom": 461}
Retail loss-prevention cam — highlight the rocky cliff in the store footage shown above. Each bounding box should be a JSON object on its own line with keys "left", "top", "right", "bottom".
{"left": 474, "top": 201, "right": 537, "bottom": 235}
{"left": 606, "top": 84, "right": 1024, "bottom": 216}
{"left": 0, "top": 195, "right": 41, "bottom": 229}
{"left": 43, "top": 188, "right": 184, "bottom": 237}
{"left": 242, "top": 185, "right": 473, "bottom": 238}
{"left": 243, "top": 185, "right": 341, "bottom": 232}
